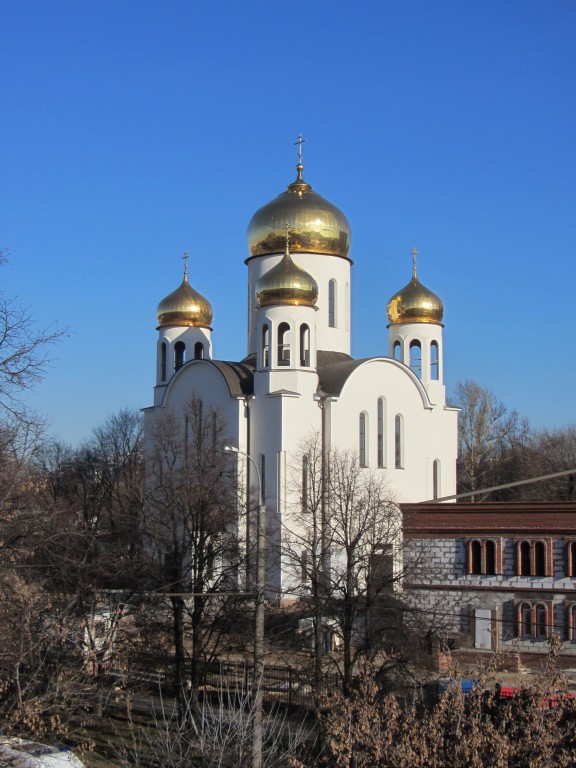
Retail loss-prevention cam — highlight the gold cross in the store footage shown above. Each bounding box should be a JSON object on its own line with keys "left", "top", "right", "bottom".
{"left": 411, "top": 247, "right": 419, "bottom": 276}
{"left": 294, "top": 133, "right": 305, "bottom": 165}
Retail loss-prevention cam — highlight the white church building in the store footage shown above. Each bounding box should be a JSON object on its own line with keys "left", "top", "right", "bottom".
{"left": 143, "top": 153, "right": 458, "bottom": 599}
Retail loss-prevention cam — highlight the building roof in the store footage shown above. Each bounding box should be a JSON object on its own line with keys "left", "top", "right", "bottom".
{"left": 402, "top": 501, "right": 576, "bottom": 537}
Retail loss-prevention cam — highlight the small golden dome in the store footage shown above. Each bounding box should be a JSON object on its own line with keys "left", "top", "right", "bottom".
{"left": 247, "top": 163, "right": 351, "bottom": 260}
{"left": 256, "top": 243, "right": 319, "bottom": 307}
{"left": 157, "top": 257, "right": 213, "bottom": 328}
{"left": 387, "top": 262, "right": 443, "bottom": 325}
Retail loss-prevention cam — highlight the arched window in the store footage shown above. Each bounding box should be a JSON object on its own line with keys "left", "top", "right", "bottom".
{"left": 161, "top": 342, "right": 167, "bottom": 381}
{"left": 485, "top": 540, "right": 496, "bottom": 575}
{"left": 470, "top": 540, "right": 482, "bottom": 575}
{"left": 345, "top": 282, "right": 350, "bottom": 331}
{"left": 302, "top": 455, "right": 308, "bottom": 511}
{"left": 174, "top": 341, "right": 185, "bottom": 371}
{"left": 535, "top": 604, "right": 547, "bottom": 639}
{"left": 300, "top": 324, "right": 310, "bottom": 367}
{"left": 534, "top": 541, "right": 546, "bottom": 577}
{"left": 359, "top": 412, "right": 367, "bottom": 467}
{"left": 328, "top": 279, "right": 337, "bottom": 327}
{"left": 394, "top": 414, "right": 403, "bottom": 469}
{"left": 194, "top": 341, "right": 204, "bottom": 360}
{"left": 430, "top": 341, "right": 439, "bottom": 380}
{"left": 520, "top": 602, "right": 532, "bottom": 638}
{"left": 277, "top": 322, "right": 290, "bottom": 366}
{"left": 262, "top": 324, "right": 269, "bottom": 368}
{"left": 432, "top": 459, "right": 440, "bottom": 499}
{"left": 519, "top": 541, "right": 531, "bottom": 576}
{"left": 409, "top": 340, "right": 422, "bottom": 378}
{"left": 377, "top": 398, "right": 385, "bottom": 468}
{"left": 393, "top": 341, "right": 402, "bottom": 362}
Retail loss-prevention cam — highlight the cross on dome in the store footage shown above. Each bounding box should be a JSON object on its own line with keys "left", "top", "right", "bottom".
{"left": 411, "top": 247, "right": 419, "bottom": 277}
{"left": 294, "top": 133, "right": 305, "bottom": 166}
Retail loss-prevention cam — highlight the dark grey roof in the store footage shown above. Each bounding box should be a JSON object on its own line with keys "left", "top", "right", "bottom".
{"left": 317, "top": 357, "right": 372, "bottom": 397}
{"left": 208, "top": 359, "right": 254, "bottom": 397}
{"left": 317, "top": 350, "right": 353, "bottom": 367}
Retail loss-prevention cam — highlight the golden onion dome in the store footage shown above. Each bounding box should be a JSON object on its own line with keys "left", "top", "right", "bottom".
{"left": 387, "top": 262, "right": 443, "bottom": 325}
{"left": 256, "top": 243, "right": 319, "bottom": 307}
{"left": 247, "top": 163, "right": 351, "bottom": 260}
{"left": 157, "top": 257, "right": 213, "bottom": 328}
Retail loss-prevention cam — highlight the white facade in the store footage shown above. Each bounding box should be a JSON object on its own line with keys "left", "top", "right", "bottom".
{"left": 143, "top": 163, "right": 459, "bottom": 599}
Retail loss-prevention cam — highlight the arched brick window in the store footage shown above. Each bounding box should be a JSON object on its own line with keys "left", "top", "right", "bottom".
{"left": 516, "top": 539, "right": 552, "bottom": 577}
{"left": 470, "top": 540, "right": 482, "bottom": 575}
{"left": 516, "top": 600, "right": 552, "bottom": 640}
{"left": 466, "top": 538, "right": 503, "bottom": 576}
{"left": 485, "top": 540, "right": 496, "bottom": 575}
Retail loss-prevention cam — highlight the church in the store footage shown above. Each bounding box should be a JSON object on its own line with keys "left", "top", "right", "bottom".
{"left": 143, "top": 148, "right": 459, "bottom": 599}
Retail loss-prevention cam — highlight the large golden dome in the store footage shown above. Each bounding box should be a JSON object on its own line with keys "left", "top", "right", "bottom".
{"left": 387, "top": 264, "right": 443, "bottom": 325}
{"left": 247, "top": 164, "right": 351, "bottom": 260}
{"left": 157, "top": 259, "right": 213, "bottom": 328}
{"left": 256, "top": 244, "right": 319, "bottom": 307}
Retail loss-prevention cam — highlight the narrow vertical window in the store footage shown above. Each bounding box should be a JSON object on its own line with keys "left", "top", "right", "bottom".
{"left": 345, "top": 282, "right": 350, "bottom": 331}
{"left": 300, "top": 324, "right": 310, "bottom": 367}
{"left": 174, "top": 341, "right": 185, "bottom": 371}
{"left": 394, "top": 414, "right": 403, "bottom": 468}
{"left": 393, "top": 341, "right": 402, "bottom": 362}
{"left": 519, "top": 541, "right": 531, "bottom": 575}
{"left": 328, "top": 279, "right": 336, "bottom": 328}
{"left": 161, "top": 342, "right": 167, "bottom": 381}
{"left": 302, "top": 455, "right": 308, "bottom": 511}
{"left": 470, "top": 540, "right": 482, "bottom": 575}
{"left": 262, "top": 324, "right": 269, "bottom": 368}
{"left": 430, "top": 341, "right": 439, "bottom": 380}
{"left": 535, "top": 604, "right": 547, "bottom": 638}
{"left": 377, "top": 398, "right": 385, "bottom": 468}
{"left": 277, "top": 322, "right": 290, "bottom": 366}
{"left": 485, "top": 540, "right": 496, "bottom": 575}
{"left": 571, "top": 606, "right": 576, "bottom": 642}
{"left": 432, "top": 459, "right": 440, "bottom": 499}
{"left": 534, "top": 541, "right": 546, "bottom": 576}
{"left": 194, "top": 341, "right": 204, "bottom": 360}
{"left": 520, "top": 602, "right": 532, "bottom": 638}
{"left": 359, "top": 413, "right": 367, "bottom": 467}
{"left": 570, "top": 542, "right": 576, "bottom": 577}
{"left": 409, "top": 340, "right": 422, "bottom": 378}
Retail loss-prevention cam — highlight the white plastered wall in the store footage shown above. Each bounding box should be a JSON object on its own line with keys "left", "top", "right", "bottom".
{"left": 247, "top": 252, "right": 352, "bottom": 356}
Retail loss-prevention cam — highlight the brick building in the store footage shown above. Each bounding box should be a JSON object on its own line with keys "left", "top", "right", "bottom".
{"left": 403, "top": 502, "right": 576, "bottom": 657}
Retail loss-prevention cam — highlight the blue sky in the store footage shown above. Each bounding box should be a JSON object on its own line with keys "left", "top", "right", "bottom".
{"left": 1, "top": 0, "right": 575, "bottom": 446}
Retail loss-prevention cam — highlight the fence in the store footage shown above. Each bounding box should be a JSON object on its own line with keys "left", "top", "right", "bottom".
{"left": 106, "top": 655, "right": 341, "bottom": 710}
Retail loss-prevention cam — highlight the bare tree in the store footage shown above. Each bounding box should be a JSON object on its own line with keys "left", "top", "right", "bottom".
{"left": 0, "top": 251, "right": 67, "bottom": 417}
{"left": 286, "top": 441, "right": 415, "bottom": 695}
{"left": 452, "top": 379, "right": 527, "bottom": 499}
{"left": 143, "top": 396, "right": 245, "bottom": 722}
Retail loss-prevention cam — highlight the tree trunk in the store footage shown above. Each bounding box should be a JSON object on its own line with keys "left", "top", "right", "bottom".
{"left": 171, "top": 595, "right": 188, "bottom": 724}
